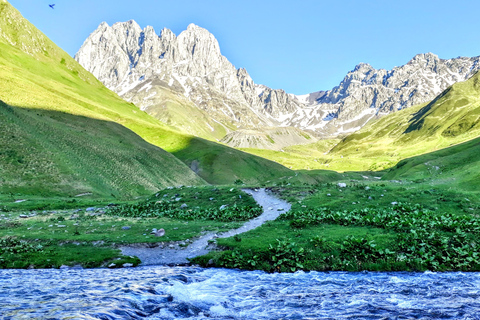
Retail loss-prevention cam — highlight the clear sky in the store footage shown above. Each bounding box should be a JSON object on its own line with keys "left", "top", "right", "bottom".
{"left": 7, "top": 0, "right": 480, "bottom": 94}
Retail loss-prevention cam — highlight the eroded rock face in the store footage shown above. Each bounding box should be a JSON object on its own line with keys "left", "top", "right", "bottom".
{"left": 76, "top": 21, "right": 480, "bottom": 138}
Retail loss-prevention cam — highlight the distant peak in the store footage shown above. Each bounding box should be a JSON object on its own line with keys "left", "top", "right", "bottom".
{"left": 237, "top": 67, "right": 251, "bottom": 78}
{"left": 184, "top": 23, "right": 212, "bottom": 35}
{"left": 160, "top": 27, "right": 176, "bottom": 40}
{"left": 98, "top": 21, "right": 109, "bottom": 29}
{"left": 143, "top": 25, "right": 156, "bottom": 34}
{"left": 112, "top": 20, "right": 141, "bottom": 30}
{"left": 161, "top": 27, "right": 174, "bottom": 35}
{"left": 353, "top": 62, "right": 373, "bottom": 72}
{"left": 187, "top": 23, "right": 200, "bottom": 30}
{"left": 412, "top": 52, "right": 439, "bottom": 61}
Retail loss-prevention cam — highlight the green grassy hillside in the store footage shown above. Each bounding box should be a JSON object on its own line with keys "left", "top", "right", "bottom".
{"left": 384, "top": 135, "right": 480, "bottom": 191}
{"left": 0, "top": 101, "right": 206, "bottom": 197}
{"left": 136, "top": 86, "right": 235, "bottom": 141}
{"left": 0, "top": 0, "right": 300, "bottom": 198}
{"left": 0, "top": 2, "right": 206, "bottom": 197}
{"left": 240, "top": 139, "right": 341, "bottom": 170}
{"left": 328, "top": 72, "right": 480, "bottom": 170}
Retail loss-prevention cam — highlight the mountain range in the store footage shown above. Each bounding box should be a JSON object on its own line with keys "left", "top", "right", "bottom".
{"left": 76, "top": 21, "right": 480, "bottom": 145}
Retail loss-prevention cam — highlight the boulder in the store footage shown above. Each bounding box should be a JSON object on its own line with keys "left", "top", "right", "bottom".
{"left": 207, "top": 259, "right": 216, "bottom": 267}
{"left": 154, "top": 228, "right": 165, "bottom": 237}
{"left": 338, "top": 183, "right": 347, "bottom": 188}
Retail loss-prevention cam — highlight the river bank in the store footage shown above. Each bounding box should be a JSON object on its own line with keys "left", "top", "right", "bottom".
{"left": 2, "top": 181, "right": 480, "bottom": 272}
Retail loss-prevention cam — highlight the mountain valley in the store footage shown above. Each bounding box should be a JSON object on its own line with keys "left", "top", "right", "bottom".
{"left": 1, "top": 0, "right": 480, "bottom": 273}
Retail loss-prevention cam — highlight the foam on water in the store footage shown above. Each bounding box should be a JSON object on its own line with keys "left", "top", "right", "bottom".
{"left": 2, "top": 267, "right": 480, "bottom": 319}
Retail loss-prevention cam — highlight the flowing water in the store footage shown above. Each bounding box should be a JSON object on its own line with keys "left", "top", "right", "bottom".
{"left": 2, "top": 266, "right": 480, "bottom": 319}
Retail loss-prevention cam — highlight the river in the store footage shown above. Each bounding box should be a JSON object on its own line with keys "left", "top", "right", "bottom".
{"left": 2, "top": 266, "right": 480, "bottom": 319}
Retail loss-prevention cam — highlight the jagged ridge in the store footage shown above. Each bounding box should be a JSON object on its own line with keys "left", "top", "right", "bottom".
{"left": 75, "top": 20, "right": 480, "bottom": 141}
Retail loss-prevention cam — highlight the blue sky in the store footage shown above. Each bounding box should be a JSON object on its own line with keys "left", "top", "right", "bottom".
{"left": 8, "top": 0, "right": 480, "bottom": 94}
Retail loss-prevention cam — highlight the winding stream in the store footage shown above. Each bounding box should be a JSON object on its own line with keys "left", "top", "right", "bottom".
{"left": 120, "top": 188, "right": 290, "bottom": 265}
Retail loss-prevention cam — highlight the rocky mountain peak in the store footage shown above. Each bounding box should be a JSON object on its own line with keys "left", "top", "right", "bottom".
{"left": 411, "top": 52, "right": 439, "bottom": 62}
{"left": 353, "top": 62, "right": 374, "bottom": 72}
{"left": 177, "top": 23, "right": 222, "bottom": 61}
{"left": 408, "top": 52, "right": 440, "bottom": 69}
{"left": 237, "top": 68, "right": 253, "bottom": 85}
{"left": 160, "top": 27, "right": 176, "bottom": 41}
{"left": 76, "top": 21, "right": 480, "bottom": 140}
{"left": 97, "top": 21, "right": 109, "bottom": 30}
{"left": 187, "top": 23, "right": 202, "bottom": 31}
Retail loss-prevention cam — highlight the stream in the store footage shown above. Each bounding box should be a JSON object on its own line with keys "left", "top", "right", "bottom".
{"left": 120, "top": 188, "right": 290, "bottom": 265}
{"left": 2, "top": 266, "right": 480, "bottom": 319}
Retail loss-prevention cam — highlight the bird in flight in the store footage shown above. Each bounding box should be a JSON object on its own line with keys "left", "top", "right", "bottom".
{"left": 49, "top": 4, "right": 55, "bottom": 9}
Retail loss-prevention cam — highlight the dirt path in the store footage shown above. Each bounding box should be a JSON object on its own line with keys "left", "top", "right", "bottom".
{"left": 120, "top": 188, "right": 290, "bottom": 266}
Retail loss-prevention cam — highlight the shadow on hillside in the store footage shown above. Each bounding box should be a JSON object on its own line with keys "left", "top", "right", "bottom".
{"left": 168, "top": 134, "right": 314, "bottom": 185}
{"left": 0, "top": 102, "right": 203, "bottom": 197}
{"left": 403, "top": 88, "right": 451, "bottom": 134}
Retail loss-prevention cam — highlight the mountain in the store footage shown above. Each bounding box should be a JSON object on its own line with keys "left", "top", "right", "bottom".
{"left": 310, "top": 69, "right": 480, "bottom": 172}
{"left": 239, "top": 68, "right": 480, "bottom": 173}
{"left": 304, "top": 54, "right": 480, "bottom": 136}
{"left": 76, "top": 21, "right": 480, "bottom": 141}
{"left": 0, "top": 0, "right": 300, "bottom": 197}
{"left": 74, "top": 21, "right": 319, "bottom": 145}
{"left": 331, "top": 68, "right": 480, "bottom": 152}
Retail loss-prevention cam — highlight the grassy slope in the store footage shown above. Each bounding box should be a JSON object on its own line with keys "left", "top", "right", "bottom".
{"left": 240, "top": 139, "right": 341, "bottom": 170}
{"left": 0, "top": 1, "right": 301, "bottom": 198}
{"left": 142, "top": 87, "right": 234, "bottom": 141}
{"left": 329, "top": 72, "right": 480, "bottom": 170}
{"left": 384, "top": 135, "right": 480, "bottom": 191}
{"left": 0, "top": 2, "right": 206, "bottom": 197}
